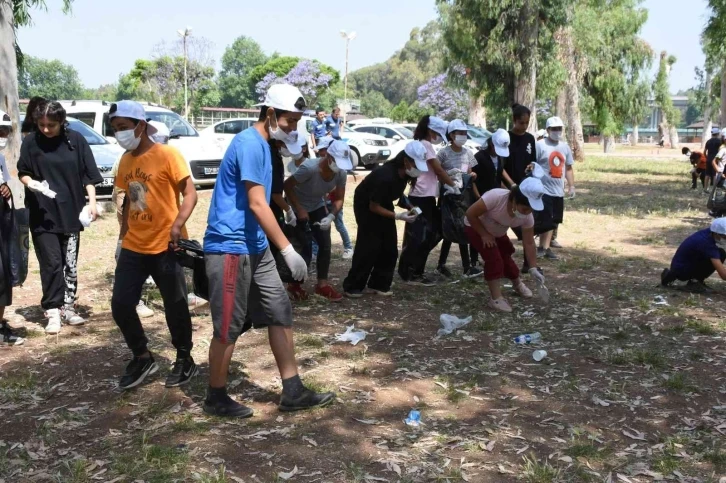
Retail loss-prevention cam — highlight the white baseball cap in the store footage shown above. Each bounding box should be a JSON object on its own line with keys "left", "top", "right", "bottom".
{"left": 428, "top": 116, "right": 449, "bottom": 140}
{"left": 315, "top": 136, "right": 334, "bottom": 152}
{"left": 148, "top": 121, "right": 170, "bottom": 144}
{"left": 447, "top": 119, "right": 467, "bottom": 134}
{"left": 286, "top": 133, "right": 307, "bottom": 156}
{"left": 721, "top": 128, "right": 726, "bottom": 138}
{"left": 546, "top": 116, "right": 565, "bottom": 129}
{"left": 109, "top": 101, "right": 158, "bottom": 136}
{"left": 530, "top": 162, "right": 546, "bottom": 179}
{"left": 536, "top": 129, "right": 547, "bottom": 138}
{"left": 254, "top": 83, "right": 307, "bottom": 113}
{"left": 0, "top": 110, "right": 11, "bottom": 128}
{"left": 404, "top": 141, "right": 429, "bottom": 172}
{"left": 491, "top": 129, "right": 510, "bottom": 157}
{"left": 327, "top": 140, "right": 353, "bottom": 171}
{"left": 711, "top": 218, "right": 726, "bottom": 235}
{"left": 519, "top": 177, "right": 546, "bottom": 211}
{"left": 712, "top": 126, "right": 721, "bottom": 135}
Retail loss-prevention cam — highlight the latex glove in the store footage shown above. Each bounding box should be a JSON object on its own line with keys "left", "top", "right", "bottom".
{"left": 315, "top": 213, "right": 335, "bottom": 231}
{"left": 115, "top": 239, "right": 122, "bottom": 262}
{"left": 281, "top": 244, "right": 307, "bottom": 281}
{"left": 284, "top": 207, "right": 297, "bottom": 227}
{"left": 27, "top": 179, "right": 56, "bottom": 199}
{"left": 395, "top": 212, "right": 417, "bottom": 224}
{"left": 568, "top": 185, "right": 576, "bottom": 199}
{"left": 443, "top": 184, "right": 461, "bottom": 196}
{"left": 79, "top": 206, "right": 93, "bottom": 228}
{"left": 529, "top": 267, "right": 545, "bottom": 285}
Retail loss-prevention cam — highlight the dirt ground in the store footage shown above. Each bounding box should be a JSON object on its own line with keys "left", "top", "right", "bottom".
{"left": 1, "top": 154, "right": 725, "bottom": 483}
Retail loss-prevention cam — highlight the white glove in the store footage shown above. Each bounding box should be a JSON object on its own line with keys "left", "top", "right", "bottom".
{"left": 79, "top": 206, "right": 93, "bottom": 228}
{"left": 281, "top": 244, "right": 307, "bottom": 281}
{"left": 395, "top": 212, "right": 417, "bottom": 224}
{"left": 27, "top": 180, "right": 56, "bottom": 199}
{"left": 314, "top": 213, "right": 336, "bottom": 231}
{"left": 529, "top": 267, "right": 545, "bottom": 284}
{"left": 443, "top": 184, "right": 461, "bottom": 196}
{"left": 284, "top": 207, "right": 297, "bottom": 227}
{"left": 568, "top": 186, "right": 576, "bottom": 199}
{"left": 115, "top": 239, "right": 123, "bottom": 262}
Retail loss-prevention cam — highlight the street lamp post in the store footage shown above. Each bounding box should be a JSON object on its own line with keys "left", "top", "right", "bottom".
{"left": 177, "top": 27, "right": 192, "bottom": 119}
{"left": 339, "top": 30, "right": 356, "bottom": 123}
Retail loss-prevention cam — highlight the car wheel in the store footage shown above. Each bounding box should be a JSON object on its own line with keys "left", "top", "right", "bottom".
{"left": 351, "top": 148, "right": 361, "bottom": 168}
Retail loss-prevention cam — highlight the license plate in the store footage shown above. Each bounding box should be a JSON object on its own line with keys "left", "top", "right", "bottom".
{"left": 100, "top": 178, "right": 114, "bottom": 187}
{"left": 204, "top": 167, "right": 219, "bottom": 175}
{"left": 381, "top": 150, "right": 391, "bottom": 156}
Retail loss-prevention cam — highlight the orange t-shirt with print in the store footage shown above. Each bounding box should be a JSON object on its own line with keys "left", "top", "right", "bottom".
{"left": 115, "top": 143, "right": 190, "bottom": 255}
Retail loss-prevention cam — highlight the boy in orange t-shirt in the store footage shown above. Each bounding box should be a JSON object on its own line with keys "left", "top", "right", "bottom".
{"left": 683, "top": 147, "right": 707, "bottom": 190}
{"left": 109, "top": 101, "right": 198, "bottom": 390}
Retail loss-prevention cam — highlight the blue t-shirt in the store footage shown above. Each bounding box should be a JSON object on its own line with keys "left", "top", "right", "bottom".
{"left": 671, "top": 229, "right": 721, "bottom": 274}
{"left": 204, "top": 127, "right": 271, "bottom": 255}
{"left": 311, "top": 118, "right": 327, "bottom": 139}
{"left": 325, "top": 116, "right": 342, "bottom": 138}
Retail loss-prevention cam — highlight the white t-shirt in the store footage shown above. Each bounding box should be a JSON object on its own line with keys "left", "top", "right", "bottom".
{"left": 0, "top": 153, "right": 8, "bottom": 185}
{"left": 715, "top": 147, "right": 726, "bottom": 173}
{"left": 409, "top": 140, "right": 439, "bottom": 198}
{"left": 535, "top": 138, "right": 574, "bottom": 197}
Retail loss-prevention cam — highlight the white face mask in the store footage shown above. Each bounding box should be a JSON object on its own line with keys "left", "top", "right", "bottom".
{"left": 327, "top": 158, "right": 340, "bottom": 174}
{"left": 406, "top": 167, "right": 422, "bottom": 178}
{"left": 269, "top": 113, "right": 297, "bottom": 143}
{"left": 514, "top": 209, "right": 528, "bottom": 220}
{"left": 549, "top": 131, "right": 562, "bottom": 142}
{"left": 280, "top": 147, "right": 292, "bottom": 158}
{"left": 116, "top": 128, "right": 141, "bottom": 151}
{"left": 453, "top": 135, "right": 467, "bottom": 147}
{"left": 0, "top": 138, "right": 7, "bottom": 151}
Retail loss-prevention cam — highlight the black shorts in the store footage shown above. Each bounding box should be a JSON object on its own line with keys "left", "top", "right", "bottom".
{"left": 534, "top": 195, "right": 564, "bottom": 234}
{"left": 706, "top": 161, "right": 716, "bottom": 177}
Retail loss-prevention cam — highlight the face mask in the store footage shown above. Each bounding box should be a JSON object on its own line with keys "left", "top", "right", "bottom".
{"left": 280, "top": 147, "right": 292, "bottom": 158}
{"left": 116, "top": 128, "right": 141, "bottom": 151}
{"left": 431, "top": 134, "right": 442, "bottom": 144}
{"left": 0, "top": 138, "right": 7, "bottom": 151}
{"left": 269, "top": 113, "right": 297, "bottom": 143}
{"left": 514, "top": 209, "right": 528, "bottom": 220}
{"left": 549, "top": 131, "right": 562, "bottom": 142}
{"left": 453, "top": 135, "right": 467, "bottom": 147}
{"left": 406, "top": 167, "right": 421, "bottom": 178}
{"left": 717, "top": 239, "right": 726, "bottom": 249}
{"left": 327, "top": 158, "right": 340, "bottom": 174}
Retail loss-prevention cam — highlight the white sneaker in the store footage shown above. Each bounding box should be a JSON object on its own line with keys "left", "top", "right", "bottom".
{"left": 342, "top": 248, "right": 354, "bottom": 260}
{"left": 187, "top": 294, "right": 208, "bottom": 309}
{"left": 136, "top": 300, "right": 154, "bottom": 318}
{"left": 62, "top": 307, "right": 86, "bottom": 326}
{"left": 513, "top": 281, "right": 533, "bottom": 298}
{"left": 45, "top": 309, "right": 62, "bottom": 334}
{"left": 144, "top": 276, "right": 156, "bottom": 287}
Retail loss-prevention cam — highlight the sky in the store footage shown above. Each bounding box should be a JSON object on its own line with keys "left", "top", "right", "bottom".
{"left": 16, "top": 0, "right": 708, "bottom": 93}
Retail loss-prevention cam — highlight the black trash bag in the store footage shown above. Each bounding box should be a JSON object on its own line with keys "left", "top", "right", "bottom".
{"left": 174, "top": 239, "right": 209, "bottom": 301}
{"left": 1, "top": 200, "right": 30, "bottom": 287}
{"left": 708, "top": 174, "right": 726, "bottom": 213}
{"left": 272, "top": 222, "right": 308, "bottom": 284}
{"left": 440, "top": 175, "right": 477, "bottom": 244}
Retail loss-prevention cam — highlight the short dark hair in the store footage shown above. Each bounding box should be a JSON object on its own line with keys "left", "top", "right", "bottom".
{"left": 34, "top": 100, "right": 74, "bottom": 151}
{"left": 509, "top": 185, "right": 531, "bottom": 208}
{"left": 511, "top": 103, "right": 531, "bottom": 121}
{"left": 258, "top": 106, "right": 286, "bottom": 122}
{"left": 681, "top": 147, "right": 690, "bottom": 156}
{"left": 316, "top": 107, "right": 324, "bottom": 114}
{"left": 332, "top": 106, "right": 340, "bottom": 113}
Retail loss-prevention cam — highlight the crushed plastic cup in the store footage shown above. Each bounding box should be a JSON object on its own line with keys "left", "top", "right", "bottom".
{"left": 534, "top": 278, "right": 550, "bottom": 304}
{"left": 404, "top": 409, "right": 421, "bottom": 427}
{"left": 437, "top": 314, "right": 473, "bottom": 336}
{"left": 532, "top": 350, "right": 547, "bottom": 362}
{"left": 334, "top": 325, "right": 367, "bottom": 346}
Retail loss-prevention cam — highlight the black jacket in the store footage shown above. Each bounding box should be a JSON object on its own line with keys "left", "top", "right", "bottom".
{"left": 472, "top": 150, "right": 504, "bottom": 194}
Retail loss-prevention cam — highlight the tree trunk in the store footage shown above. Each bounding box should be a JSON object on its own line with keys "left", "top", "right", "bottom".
{"left": 631, "top": 122, "right": 639, "bottom": 146}
{"left": 721, "top": 60, "right": 726, "bottom": 130}
{"left": 702, "top": 70, "right": 714, "bottom": 149}
{"left": 467, "top": 89, "right": 486, "bottom": 129}
{"left": 669, "top": 125, "right": 679, "bottom": 149}
{"left": 0, "top": 4, "right": 23, "bottom": 208}
{"left": 514, "top": 1, "right": 538, "bottom": 134}
{"left": 603, "top": 135, "right": 616, "bottom": 153}
{"left": 555, "top": 90, "right": 566, "bottom": 119}
{"left": 560, "top": 27, "right": 585, "bottom": 162}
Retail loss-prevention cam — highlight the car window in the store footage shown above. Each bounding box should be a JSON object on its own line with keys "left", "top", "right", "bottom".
{"left": 146, "top": 111, "right": 198, "bottom": 137}
{"left": 382, "top": 128, "right": 398, "bottom": 138}
{"left": 67, "top": 119, "right": 108, "bottom": 145}
{"left": 214, "top": 123, "right": 225, "bottom": 134}
{"left": 102, "top": 113, "right": 115, "bottom": 137}
{"left": 72, "top": 112, "right": 96, "bottom": 129}
{"left": 355, "top": 126, "right": 373, "bottom": 134}
{"left": 397, "top": 126, "right": 414, "bottom": 139}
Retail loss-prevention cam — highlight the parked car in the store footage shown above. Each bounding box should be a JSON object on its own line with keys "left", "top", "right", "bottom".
{"left": 19, "top": 114, "right": 125, "bottom": 199}
{"left": 199, "top": 118, "right": 257, "bottom": 153}
{"left": 60, "top": 100, "right": 225, "bottom": 187}
{"left": 349, "top": 122, "right": 414, "bottom": 161}
{"left": 298, "top": 116, "right": 390, "bottom": 169}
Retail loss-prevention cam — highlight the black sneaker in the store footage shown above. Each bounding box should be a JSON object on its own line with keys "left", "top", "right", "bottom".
{"left": 1, "top": 323, "right": 24, "bottom": 346}
{"left": 463, "top": 266, "right": 483, "bottom": 279}
{"left": 203, "top": 394, "right": 254, "bottom": 418}
{"left": 406, "top": 275, "right": 436, "bottom": 287}
{"left": 685, "top": 279, "right": 714, "bottom": 294}
{"left": 543, "top": 248, "right": 560, "bottom": 260}
{"left": 165, "top": 357, "right": 198, "bottom": 388}
{"left": 660, "top": 268, "right": 673, "bottom": 286}
{"left": 278, "top": 388, "right": 335, "bottom": 412}
{"left": 436, "top": 265, "right": 453, "bottom": 278}
{"left": 119, "top": 355, "right": 158, "bottom": 390}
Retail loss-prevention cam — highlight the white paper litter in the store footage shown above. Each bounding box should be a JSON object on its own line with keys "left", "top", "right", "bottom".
{"left": 335, "top": 325, "right": 367, "bottom": 345}
{"left": 653, "top": 295, "right": 669, "bottom": 306}
{"left": 437, "top": 314, "right": 473, "bottom": 336}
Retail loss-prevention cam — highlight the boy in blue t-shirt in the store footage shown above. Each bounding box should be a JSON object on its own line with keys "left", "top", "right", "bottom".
{"left": 661, "top": 218, "right": 726, "bottom": 291}
{"left": 203, "top": 84, "right": 335, "bottom": 418}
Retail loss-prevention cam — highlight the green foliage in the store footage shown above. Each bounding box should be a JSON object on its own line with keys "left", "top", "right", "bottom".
{"left": 702, "top": 0, "right": 726, "bottom": 64}
{"left": 218, "top": 36, "right": 268, "bottom": 108}
{"left": 82, "top": 84, "right": 118, "bottom": 102}
{"left": 12, "top": 0, "right": 72, "bottom": 27}
{"left": 360, "top": 91, "right": 393, "bottom": 118}
{"left": 654, "top": 51, "right": 680, "bottom": 126}
{"left": 17, "top": 55, "right": 83, "bottom": 100}
{"left": 389, "top": 100, "right": 410, "bottom": 122}
{"left": 248, "top": 56, "right": 301, "bottom": 90}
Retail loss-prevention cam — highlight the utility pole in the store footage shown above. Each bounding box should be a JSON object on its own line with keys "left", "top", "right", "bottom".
{"left": 339, "top": 30, "right": 357, "bottom": 123}
{"left": 177, "top": 27, "right": 192, "bottom": 119}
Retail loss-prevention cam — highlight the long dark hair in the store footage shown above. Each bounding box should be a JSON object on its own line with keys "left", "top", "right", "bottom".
{"left": 21, "top": 96, "right": 47, "bottom": 134}
{"left": 413, "top": 115, "right": 431, "bottom": 141}
{"left": 34, "top": 101, "right": 74, "bottom": 151}
{"left": 390, "top": 150, "right": 415, "bottom": 185}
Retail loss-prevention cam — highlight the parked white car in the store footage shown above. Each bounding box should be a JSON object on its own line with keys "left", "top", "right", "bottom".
{"left": 298, "top": 116, "right": 390, "bottom": 169}
{"left": 199, "top": 118, "right": 257, "bottom": 153}
{"left": 349, "top": 122, "right": 413, "bottom": 161}
{"left": 60, "top": 100, "right": 225, "bottom": 186}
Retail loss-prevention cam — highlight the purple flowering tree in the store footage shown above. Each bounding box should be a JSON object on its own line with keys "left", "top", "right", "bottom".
{"left": 255, "top": 59, "right": 333, "bottom": 103}
{"left": 417, "top": 73, "right": 469, "bottom": 119}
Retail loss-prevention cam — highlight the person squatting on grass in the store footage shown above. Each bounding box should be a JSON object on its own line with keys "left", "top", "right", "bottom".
{"left": 18, "top": 101, "right": 102, "bottom": 335}
{"left": 202, "top": 84, "right": 335, "bottom": 418}
{"left": 109, "top": 101, "right": 199, "bottom": 390}
{"left": 661, "top": 218, "right": 726, "bottom": 292}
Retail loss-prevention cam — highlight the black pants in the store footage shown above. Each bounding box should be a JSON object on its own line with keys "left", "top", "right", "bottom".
{"left": 692, "top": 169, "right": 706, "bottom": 188}
{"left": 438, "top": 240, "right": 479, "bottom": 269}
{"left": 112, "top": 248, "right": 192, "bottom": 358}
{"left": 398, "top": 196, "right": 439, "bottom": 280}
{"left": 343, "top": 205, "right": 398, "bottom": 292}
{"left": 32, "top": 232, "right": 80, "bottom": 310}
{"left": 666, "top": 252, "right": 726, "bottom": 283}
{"left": 295, "top": 206, "right": 331, "bottom": 280}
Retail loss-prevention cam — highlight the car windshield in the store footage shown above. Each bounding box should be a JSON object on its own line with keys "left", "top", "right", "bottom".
{"left": 395, "top": 126, "right": 414, "bottom": 139}
{"left": 146, "top": 111, "right": 198, "bottom": 137}
{"left": 67, "top": 119, "right": 108, "bottom": 145}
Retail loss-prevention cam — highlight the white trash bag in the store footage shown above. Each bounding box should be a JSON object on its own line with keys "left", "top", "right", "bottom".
{"left": 335, "top": 325, "right": 367, "bottom": 346}
{"left": 437, "top": 314, "right": 473, "bottom": 336}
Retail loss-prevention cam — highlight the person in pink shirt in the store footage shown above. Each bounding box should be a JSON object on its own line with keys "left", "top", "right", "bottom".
{"left": 398, "top": 115, "right": 459, "bottom": 286}
{"left": 465, "top": 177, "right": 547, "bottom": 313}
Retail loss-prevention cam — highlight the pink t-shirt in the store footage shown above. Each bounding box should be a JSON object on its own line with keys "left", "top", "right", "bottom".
{"left": 464, "top": 188, "right": 534, "bottom": 237}
{"left": 409, "top": 140, "right": 439, "bottom": 198}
